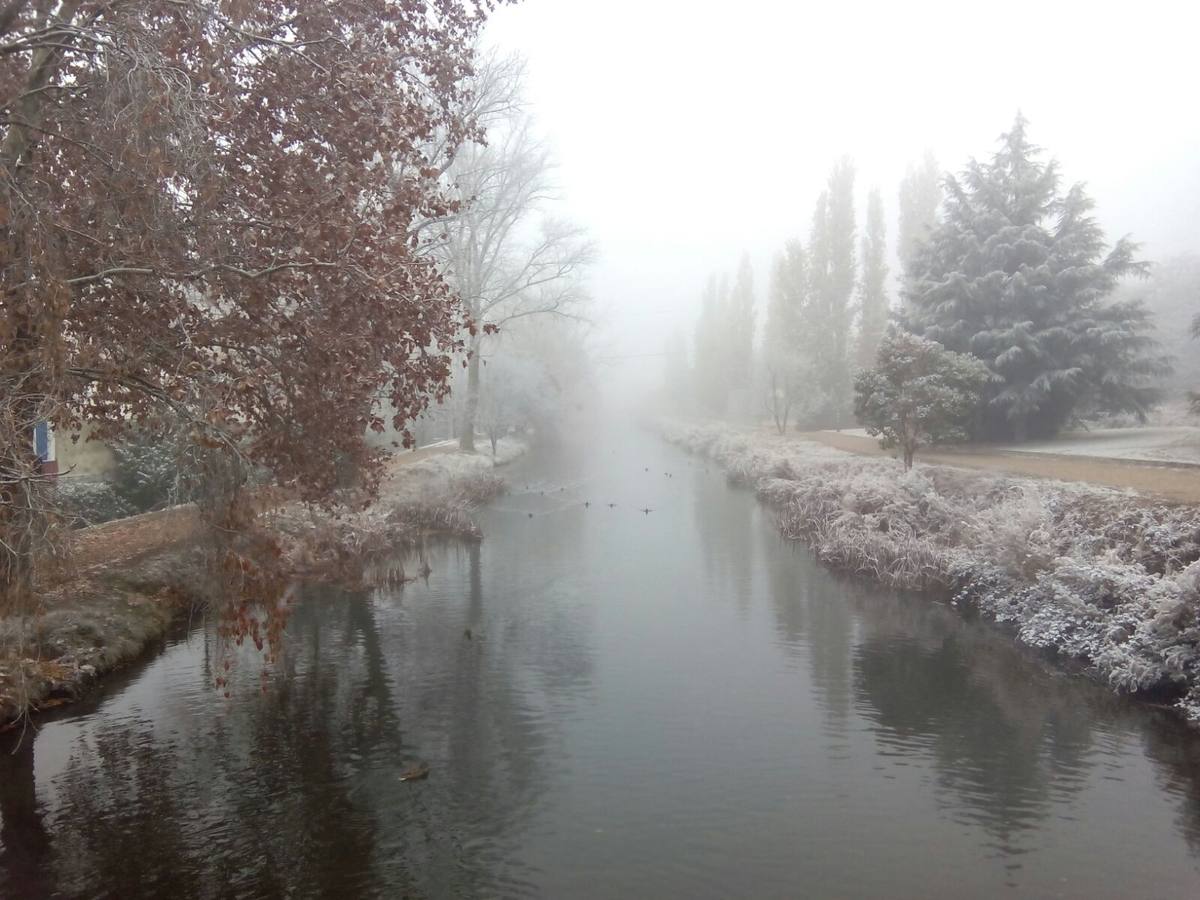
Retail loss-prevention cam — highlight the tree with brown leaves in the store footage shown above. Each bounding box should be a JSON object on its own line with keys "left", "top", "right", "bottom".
{"left": 0, "top": 1, "right": 503, "bottom": 613}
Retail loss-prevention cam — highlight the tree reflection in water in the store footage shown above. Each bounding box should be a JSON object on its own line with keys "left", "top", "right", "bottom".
{"left": 767, "top": 557, "right": 1200, "bottom": 867}
{"left": 3, "top": 432, "right": 1200, "bottom": 898}
{"left": 0, "top": 534, "right": 593, "bottom": 898}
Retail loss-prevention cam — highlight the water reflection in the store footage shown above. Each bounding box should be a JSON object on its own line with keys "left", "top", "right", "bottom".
{"left": 769, "top": 560, "right": 1200, "bottom": 887}
{"left": 0, "top": 731, "right": 53, "bottom": 898}
{"left": 691, "top": 467, "right": 756, "bottom": 619}
{"left": 2, "top": 431, "right": 1200, "bottom": 898}
{"left": 1143, "top": 722, "right": 1200, "bottom": 856}
{"left": 0, "top": 533, "right": 593, "bottom": 898}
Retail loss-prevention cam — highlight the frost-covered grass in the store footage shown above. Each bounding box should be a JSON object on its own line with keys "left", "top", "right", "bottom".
{"left": 1015, "top": 426, "right": 1200, "bottom": 465}
{"left": 661, "top": 420, "right": 1200, "bottom": 723}
{"left": 383, "top": 437, "right": 523, "bottom": 503}
{"left": 271, "top": 439, "right": 525, "bottom": 581}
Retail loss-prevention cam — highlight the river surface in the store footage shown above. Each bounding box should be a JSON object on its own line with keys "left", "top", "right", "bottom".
{"left": 3, "top": 430, "right": 1200, "bottom": 898}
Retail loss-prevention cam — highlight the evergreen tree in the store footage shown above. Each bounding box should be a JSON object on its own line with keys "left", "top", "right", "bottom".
{"left": 856, "top": 188, "right": 889, "bottom": 369}
{"left": 905, "top": 116, "right": 1167, "bottom": 440}
{"left": 897, "top": 150, "right": 942, "bottom": 279}
{"left": 1116, "top": 253, "right": 1200, "bottom": 398}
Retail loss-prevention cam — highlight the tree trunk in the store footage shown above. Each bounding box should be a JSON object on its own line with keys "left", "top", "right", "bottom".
{"left": 901, "top": 419, "right": 916, "bottom": 471}
{"left": 768, "top": 371, "right": 791, "bottom": 436}
{"left": 0, "top": 2, "right": 85, "bottom": 613}
{"left": 1013, "top": 415, "right": 1028, "bottom": 444}
{"left": 0, "top": 476, "right": 38, "bottom": 614}
{"left": 776, "top": 399, "right": 790, "bottom": 436}
{"left": 458, "top": 335, "right": 481, "bottom": 452}
{"left": 0, "top": 320, "right": 43, "bottom": 615}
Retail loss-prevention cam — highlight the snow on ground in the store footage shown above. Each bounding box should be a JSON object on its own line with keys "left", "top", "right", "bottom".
{"left": 834, "top": 425, "right": 1200, "bottom": 465}
{"left": 1016, "top": 427, "right": 1200, "bottom": 465}
{"left": 384, "top": 438, "right": 525, "bottom": 502}
{"left": 660, "top": 418, "right": 1200, "bottom": 724}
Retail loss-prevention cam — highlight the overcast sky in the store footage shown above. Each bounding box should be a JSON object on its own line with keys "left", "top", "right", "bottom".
{"left": 484, "top": 0, "right": 1200, "bottom": 382}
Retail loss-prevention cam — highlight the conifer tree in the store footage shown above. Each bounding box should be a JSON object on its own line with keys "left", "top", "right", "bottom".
{"left": 897, "top": 151, "right": 942, "bottom": 278}
{"left": 905, "top": 117, "right": 1167, "bottom": 440}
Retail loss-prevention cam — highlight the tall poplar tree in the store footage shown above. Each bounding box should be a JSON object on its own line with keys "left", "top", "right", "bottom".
{"left": 728, "top": 254, "right": 756, "bottom": 390}
{"left": 762, "top": 241, "right": 808, "bottom": 433}
{"left": 856, "top": 189, "right": 889, "bottom": 369}
{"left": 693, "top": 275, "right": 730, "bottom": 414}
{"left": 806, "top": 158, "right": 857, "bottom": 425}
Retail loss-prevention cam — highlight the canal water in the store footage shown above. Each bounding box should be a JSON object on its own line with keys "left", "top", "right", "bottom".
{"left": 3, "top": 430, "right": 1200, "bottom": 898}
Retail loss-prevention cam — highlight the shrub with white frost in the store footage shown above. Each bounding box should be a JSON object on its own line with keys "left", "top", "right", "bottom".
{"left": 660, "top": 419, "right": 1200, "bottom": 721}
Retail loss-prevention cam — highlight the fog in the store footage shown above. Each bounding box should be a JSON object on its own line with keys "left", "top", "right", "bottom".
{"left": 8, "top": 4, "right": 1200, "bottom": 894}
{"left": 485, "top": 0, "right": 1200, "bottom": 393}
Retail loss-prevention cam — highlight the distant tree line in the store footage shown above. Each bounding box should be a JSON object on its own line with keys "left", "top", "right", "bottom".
{"left": 690, "top": 257, "right": 756, "bottom": 415}
{"left": 671, "top": 116, "right": 1173, "bottom": 453}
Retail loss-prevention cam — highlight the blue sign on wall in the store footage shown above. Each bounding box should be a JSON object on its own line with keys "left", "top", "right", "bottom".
{"left": 34, "top": 421, "right": 51, "bottom": 462}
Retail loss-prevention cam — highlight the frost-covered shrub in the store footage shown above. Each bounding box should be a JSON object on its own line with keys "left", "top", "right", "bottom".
{"left": 109, "top": 437, "right": 190, "bottom": 513}
{"left": 56, "top": 479, "right": 134, "bottom": 526}
{"left": 967, "top": 485, "right": 1057, "bottom": 578}
{"left": 660, "top": 418, "right": 1200, "bottom": 720}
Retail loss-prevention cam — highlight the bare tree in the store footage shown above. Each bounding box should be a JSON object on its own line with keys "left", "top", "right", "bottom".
{"left": 436, "top": 56, "right": 593, "bottom": 451}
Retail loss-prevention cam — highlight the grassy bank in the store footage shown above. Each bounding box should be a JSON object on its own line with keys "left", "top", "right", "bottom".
{"left": 661, "top": 420, "right": 1200, "bottom": 722}
{"left": 0, "top": 440, "right": 525, "bottom": 726}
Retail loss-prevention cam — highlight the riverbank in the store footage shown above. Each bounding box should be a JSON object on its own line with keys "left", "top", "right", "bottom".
{"left": 660, "top": 420, "right": 1200, "bottom": 722}
{"left": 0, "top": 440, "right": 525, "bottom": 726}
{"left": 802, "top": 428, "right": 1200, "bottom": 504}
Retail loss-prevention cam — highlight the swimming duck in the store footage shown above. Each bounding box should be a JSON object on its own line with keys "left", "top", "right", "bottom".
{"left": 399, "top": 763, "right": 431, "bottom": 782}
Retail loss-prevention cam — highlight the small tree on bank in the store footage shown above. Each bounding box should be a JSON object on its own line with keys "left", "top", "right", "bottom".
{"left": 854, "top": 331, "right": 990, "bottom": 470}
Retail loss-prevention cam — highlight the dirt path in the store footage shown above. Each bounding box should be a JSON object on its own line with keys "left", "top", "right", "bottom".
{"left": 70, "top": 506, "right": 201, "bottom": 572}
{"left": 381, "top": 442, "right": 455, "bottom": 477}
{"left": 804, "top": 431, "right": 1200, "bottom": 504}
{"left": 65, "top": 445, "right": 456, "bottom": 574}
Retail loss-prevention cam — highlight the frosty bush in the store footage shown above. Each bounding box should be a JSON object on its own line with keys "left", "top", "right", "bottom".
{"left": 661, "top": 419, "right": 1200, "bottom": 721}
{"left": 56, "top": 479, "right": 134, "bottom": 527}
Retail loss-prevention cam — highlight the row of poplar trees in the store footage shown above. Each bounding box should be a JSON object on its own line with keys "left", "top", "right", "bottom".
{"left": 685, "top": 116, "right": 1167, "bottom": 441}
{"left": 684, "top": 157, "right": 924, "bottom": 429}
{"left": 760, "top": 157, "right": 900, "bottom": 431}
